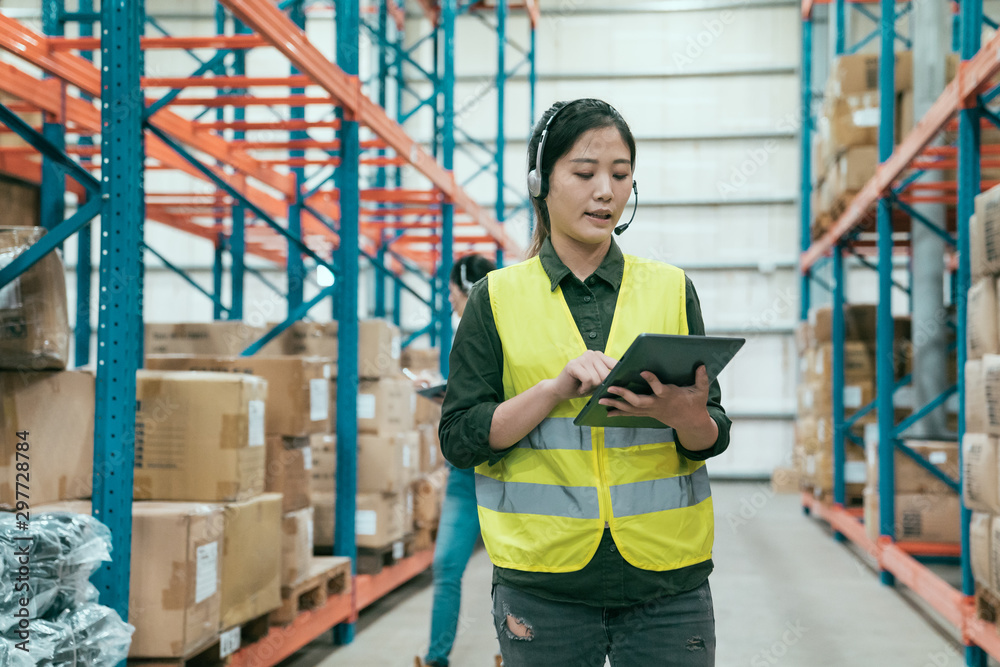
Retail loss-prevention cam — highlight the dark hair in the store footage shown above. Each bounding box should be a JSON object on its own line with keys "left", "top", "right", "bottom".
{"left": 526, "top": 99, "right": 636, "bottom": 258}
{"left": 450, "top": 254, "right": 496, "bottom": 294}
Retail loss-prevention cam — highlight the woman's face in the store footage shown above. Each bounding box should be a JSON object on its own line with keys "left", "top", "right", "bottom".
{"left": 544, "top": 125, "right": 633, "bottom": 248}
{"left": 449, "top": 281, "right": 469, "bottom": 318}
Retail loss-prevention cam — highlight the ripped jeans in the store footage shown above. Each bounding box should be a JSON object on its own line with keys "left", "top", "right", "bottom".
{"left": 492, "top": 580, "right": 715, "bottom": 667}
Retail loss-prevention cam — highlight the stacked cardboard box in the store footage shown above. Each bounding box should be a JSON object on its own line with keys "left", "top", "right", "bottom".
{"left": 0, "top": 175, "right": 40, "bottom": 228}
{"left": 145, "top": 321, "right": 266, "bottom": 357}
{"left": 131, "top": 369, "right": 282, "bottom": 643}
{"left": 811, "top": 52, "right": 958, "bottom": 238}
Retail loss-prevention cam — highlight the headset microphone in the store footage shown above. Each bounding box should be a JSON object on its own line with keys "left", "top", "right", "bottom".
{"left": 614, "top": 180, "right": 639, "bottom": 236}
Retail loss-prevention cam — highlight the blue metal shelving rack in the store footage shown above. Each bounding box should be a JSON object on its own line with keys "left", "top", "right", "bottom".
{"left": 0, "top": 0, "right": 534, "bottom": 659}
{"left": 799, "top": 0, "right": 1000, "bottom": 662}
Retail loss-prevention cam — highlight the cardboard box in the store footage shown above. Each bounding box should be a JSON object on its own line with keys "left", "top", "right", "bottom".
{"left": 810, "top": 305, "right": 878, "bottom": 346}
{"left": 415, "top": 394, "right": 443, "bottom": 427}
{"left": 260, "top": 321, "right": 338, "bottom": 361}
{"left": 866, "top": 439, "right": 959, "bottom": 495}
{"left": 811, "top": 343, "right": 876, "bottom": 383}
{"left": 358, "top": 377, "right": 416, "bottom": 435}
{"left": 0, "top": 370, "right": 94, "bottom": 509}
{"left": 358, "top": 431, "right": 420, "bottom": 495}
{"left": 0, "top": 176, "right": 39, "bottom": 228}
{"left": 218, "top": 493, "right": 282, "bottom": 629}
{"left": 418, "top": 423, "right": 442, "bottom": 473}
{"left": 804, "top": 446, "right": 867, "bottom": 495}
{"left": 968, "top": 278, "right": 999, "bottom": 359}
{"left": 359, "top": 319, "right": 402, "bottom": 379}
{"left": 0, "top": 226, "right": 70, "bottom": 369}
{"left": 281, "top": 507, "right": 314, "bottom": 587}
{"left": 864, "top": 489, "right": 961, "bottom": 543}
{"left": 265, "top": 436, "right": 312, "bottom": 513}
{"left": 974, "top": 187, "right": 1000, "bottom": 278}
{"left": 827, "top": 51, "right": 957, "bottom": 99}
{"left": 971, "top": 512, "right": 993, "bottom": 591}
{"left": 817, "top": 95, "right": 878, "bottom": 159}
{"left": 771, "top": 466, "right": 800, "bottom": 494}
{"left": 134, "top": 370, "right": 268, "bottom": 503}
{"left": 145, "top": 322, "right": 266, "bottom": 357}
{"left": 985, "top": 356, "right": 1000, "bottom": 436}
{"left": 969, "top": 360, "right": 987, "bottom": 433}
{"left": 834, "top": 145, "right": 878, "bottom": 194}
{"left": 991, "top": 517, "right": 1000, "bottom": 596}
{"left": 356, "top": 491, "right": 411, "bottom": 549}
{"left": 964, "top": 433, "right": 1000, "bottom": 514}
{"left": 401, "top": 347, "right": 440, "bottom": 375}
{"left": 310, "top": 433, "right": 337, "bottom": 495}
{"left": 312, "top": 492, "right": 336, "bottom": 548}
{"left": 128, "top": 502, "right": 223, "bottom": 658}
{"left": 145, "top": 355, "right": 334, "bottom": 437}
{"left": 412, "top": 468, "right": 449, "bottom": 529}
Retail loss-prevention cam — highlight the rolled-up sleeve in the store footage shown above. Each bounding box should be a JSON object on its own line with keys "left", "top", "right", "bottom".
{"left": 674, "top": 276, "right": 732, "bottom": 461}
{"left": 439, "top": 279, "right": 514, "bottom": 469}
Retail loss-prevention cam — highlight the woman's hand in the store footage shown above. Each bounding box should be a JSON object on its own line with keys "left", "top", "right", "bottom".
{"left": 599, "top": 365, "right": 718, "bottom": 450}
{"left": 547, "top": 350, "right": 618, "bottom": 403}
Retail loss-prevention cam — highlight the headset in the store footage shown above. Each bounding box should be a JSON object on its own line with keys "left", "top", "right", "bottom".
{"left": 527, "top": 101, "right": 639, "bottom": 235}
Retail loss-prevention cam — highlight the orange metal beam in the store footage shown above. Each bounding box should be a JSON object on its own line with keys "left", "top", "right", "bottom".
{"left": 228, "top": 592, "right": 353, "bottom": 667}
{"left": 50, "top": 35, "right": 268, "bottom": 50}
{"left": 143, "top": 74, "right": 313, "bottom": 88}
{"left": 355, "top": 549, "right": 434, "bottom": 611}
{"left": 386, "top": 0, "right": 407, "bottom": 31}
{"left": 195, "top": 119, "right": 340, "bottom": 131}
{"left": 801, "top": 31, "right": 1000, "bottom": 271}
{"left": 218, "top": 0, "right": 523, "bottom": 258}
{"left": 161, "top": 94, "right": 334, "bottom": 108}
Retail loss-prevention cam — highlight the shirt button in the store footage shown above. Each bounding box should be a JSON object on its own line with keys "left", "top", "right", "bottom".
{"left": 587, "top": 277, "right": 595, "bottom": 285}
{"left": 589, "top": 332, "right": 598, "bottom": 340}
{"left": 584, "top": 296, "right": 592, "bottom": 303}
{"left": 610, "top": 544, "right": 617, "bottom": 553}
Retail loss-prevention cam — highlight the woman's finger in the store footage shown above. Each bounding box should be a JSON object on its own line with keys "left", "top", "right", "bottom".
{"left": 641, "top": 371, "right": 664, "bottom": 395}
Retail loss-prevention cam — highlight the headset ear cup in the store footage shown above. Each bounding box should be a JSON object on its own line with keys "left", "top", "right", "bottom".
{"left": 527, "top": 169, "right": 541, "bottom": 199}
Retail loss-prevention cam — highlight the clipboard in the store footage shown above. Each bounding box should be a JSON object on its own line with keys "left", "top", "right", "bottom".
{"left": 573, "top": 333, "right": 745, "bottom": 429}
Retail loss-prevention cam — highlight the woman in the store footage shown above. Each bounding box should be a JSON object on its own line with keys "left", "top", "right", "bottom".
{"left": 418, "top": 253, "right": 497, "bottom": 667}
{"left": 439, "top": 99, "right": 731, "bottom": 666}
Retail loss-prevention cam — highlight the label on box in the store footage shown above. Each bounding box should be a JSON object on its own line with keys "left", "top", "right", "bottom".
{"left": 310, "top": 378, "right": 330, "bottom": 421}
{"left": 303, "top": 446, "right": 313, "bottom": 471}
{"left": 195, "top": 541, "right": 219, "bottom": 604}
{"left": 852, "top": 107, "right": 880, "bottom": 127}
{"left": 323, "top": 363, "right": 332, "bottom": 379}
{"left": 806, "top": 456, "right": 816, "bottom": 476}
{"left": 219, "top": 627, "right": 241, "bottom": 658}
{"left": 864, "top": 423, "right": 879, "bottom": 450}
{"left": 357, "top": 394, "right": 376, "bottom": 420}
{"left": 392, "top": 540, "right": 405, "bottom": 560}
{"left": 845, "top": 461, "right": 867, "bottom": 484}
{"left": 307, "top": 518, "right": 314, "bottom": 548}
{"left": 815, "top": 354, "right": 823, "bottom": 376}
{"left": 391, "top": 335, "right": 401, "bottom": 360}
{"left": 356, "top": 509, "right": 378, "bottom": 536}
{"left": 929, "top": 451, "right": 948, "bottom": 465}
{"left": 402, "top": 444, "right": 412, "bottom": 469}
{"left": 799, "top": 357, "right": 809, "bottom": 375}
{"left": 430, "top": 442, "right": 437, "bottom": 467}
{"left": 248, "top": 400, "right": 265, "bottom": 447}
{"left": 817, "top": 419, "right": 827, "bottom": 443}
{"left": 844, "top": 385, "right": 863, "bottom": 409}
{"left": 803, "top": 389, "right": 814, "bottom": 410}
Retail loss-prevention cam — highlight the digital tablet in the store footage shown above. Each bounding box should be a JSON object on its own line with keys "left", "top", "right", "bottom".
{"left": 573, "top": 334, "right": 745, "bottom": 429}
{"left": 417, "top": 382, "right": 448, "bottom": 402}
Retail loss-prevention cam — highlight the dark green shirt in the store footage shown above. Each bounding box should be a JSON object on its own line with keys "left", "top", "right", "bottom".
{"left": 439, "top": 237, "right": 731, "bottom": 607}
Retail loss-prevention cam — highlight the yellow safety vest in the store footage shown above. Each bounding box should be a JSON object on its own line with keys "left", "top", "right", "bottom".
{"left": 476, "top": 253, "right": 714, "bottom": 573}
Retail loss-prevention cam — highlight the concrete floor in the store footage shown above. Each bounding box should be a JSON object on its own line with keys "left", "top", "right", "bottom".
{"left": 282, "top": 481, "right": 984, "bottom": 667}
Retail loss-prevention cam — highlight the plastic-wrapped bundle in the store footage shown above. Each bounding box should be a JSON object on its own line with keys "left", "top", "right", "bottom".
{"left": 0, "top": 637, "right": 35, "bottom": 667}
{"left": 0, "top": 512, "right": 111, "bottom": 634}
{"left": 3, "top": 603, "right": 133, "bottom": 666}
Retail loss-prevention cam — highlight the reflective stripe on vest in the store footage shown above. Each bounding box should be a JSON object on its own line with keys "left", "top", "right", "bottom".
{"left": 479, "top": 252, "right": 715, "bottom": 573}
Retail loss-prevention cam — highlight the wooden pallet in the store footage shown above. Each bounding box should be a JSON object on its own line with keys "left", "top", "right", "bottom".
{"left": 357, "top": 533, "right": 414, "bottom": 575}
{"left": 127, "top": 611, "right": 272, "bottom": 667}
{"left": 271, "top": 556, "right": 353, "bottom": 625}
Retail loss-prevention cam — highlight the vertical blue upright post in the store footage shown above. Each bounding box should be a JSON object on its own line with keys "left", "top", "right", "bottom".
{"left": 374, "top": 0, "right": 389, "bottom": 319}
{"left": 92, "top": 0, "right": 144, "bottom": 624}
{"left": 213, "top": 4, "right": 227, "bottom": 321}
{"left": 959, "top": 0, "right": 985, "bottom": 664}
{"left": 393, "top": 23, "right": 404, "bottom": 328}
{"left": 799, "top": 16, "right": 813, "bottom": 323}
{"left": 334, "top": 0, "right": 360, "bottom": 647}
{"left": 834, "top": 0, "right": 846, "bottom": 56}
{"left": 439, "top": 0, "right": 457, "bottom": 377}
{"left": 230, "top": 18, "right": 249, "bottom": 320}
{"left": 831, "top": 244, "right": 846, "bottom": 542}
{"left": 876, "top": 0, "right": 897, "bottom": 588}
{"left": 287, "top": 0, "right": 306, "bottom": 313}
{"left": 74, "top": 0, "right": 96, "bottom": 367}
{"left": 41, "top": 0, "right": 66, "bottom": 233}
{"left": 495, "top": 0, "right": 507, "bottom": 269}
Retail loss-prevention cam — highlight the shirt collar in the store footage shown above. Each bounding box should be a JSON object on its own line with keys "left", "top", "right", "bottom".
{"left": 538, "top": 236, "right": 624, "bottom": 292}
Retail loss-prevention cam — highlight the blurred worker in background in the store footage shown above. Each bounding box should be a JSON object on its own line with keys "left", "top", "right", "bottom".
{"left": 417, "top": 253, "right": 497, "bottom": 667}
